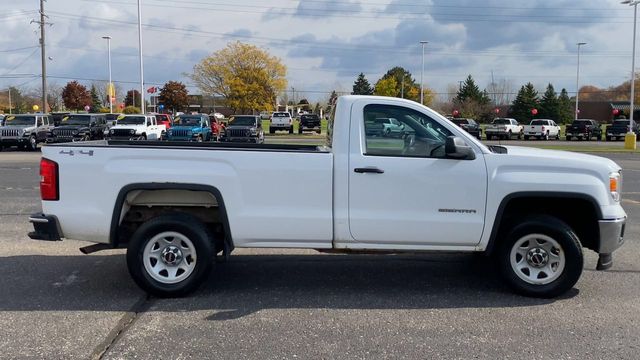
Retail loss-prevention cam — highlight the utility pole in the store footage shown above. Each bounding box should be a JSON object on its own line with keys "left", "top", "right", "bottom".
{"left": 137, "top": 0, "right": 145, "bottom": 112}
{"left": 39, "top": 0, "right": 48, "bottom": 113}
{"left": 8, "top": 88, "right": 12, "bottom": 114}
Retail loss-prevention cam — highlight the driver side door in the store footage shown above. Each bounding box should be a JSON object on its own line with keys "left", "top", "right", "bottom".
{"left": 347, "top": 101, "right": 488, "bottom": 248}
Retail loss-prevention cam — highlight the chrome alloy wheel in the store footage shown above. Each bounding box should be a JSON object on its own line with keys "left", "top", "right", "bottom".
{"left": 510, "top": 234, "right": 565, "bottom": 285}
{"left": 143, "top": 231, "right": 197, "bottom": 284}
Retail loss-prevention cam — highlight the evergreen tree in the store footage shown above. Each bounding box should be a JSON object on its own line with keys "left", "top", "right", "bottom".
{"left": 539, "top": 83, "right": 559, "bottom": 120}
{"left": 90, "top": 85, "right": 102, "bottom": 112}
{"left": 557, "top": 88, "right": 574, "bottom": 124}
{"left": 510, "top": 83, "right": 539, "bottom": 122}
{"left": 352, "top": 73, "right": 374, "bottom": 95}
{"left": 456, "top": 75, "right": 490, "bottom": 105}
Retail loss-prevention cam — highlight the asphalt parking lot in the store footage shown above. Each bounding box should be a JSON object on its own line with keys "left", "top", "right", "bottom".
{"left": 1, "top": 146, "right": 639, "bottom": 359}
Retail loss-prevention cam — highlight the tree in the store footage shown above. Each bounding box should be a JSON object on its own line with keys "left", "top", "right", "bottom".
{"left": 510, "top": 83, "right": 539, "bottom": 122}
{"left": 557, "top": 88, "right": 574, "bottom": 124}
{"left": 122, "top": 106, "right": 141, "bottom": 114}
{"left": 374, "top": 77, "right": 398, "bottom": 97}
{"left": 352, "top": 73, "right": 373, "bottom": 95}
{"left": 298, "top": 98, "right": 311, "bottom": 111}
{"left": 456, "top": 75, "right": 490, "bottom": 105}
{"left": 539, "top": 83, "right": 559, "bottom": 120}
{"left": 61, "top": 81, "right": 91, "bottom": 111}
{"left": 159, "top": 81, "right": 189, "bottom": 113}
{"left": 90, "top": 85, "right": 102, "bottom": 112}
{"left": 125, "top": 90, "right": 141, "bottom": 107}
{"left": 190, "top": 41, "right": 287, "bottom": 114}
{"left": 313, "top": 102, "right": 321, "bottom": 115}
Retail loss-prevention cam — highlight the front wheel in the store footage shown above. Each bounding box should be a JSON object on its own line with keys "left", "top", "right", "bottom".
{"left": 28, "top": 135, "right": 38, "bottom": 151}
{"left": 126, "top": 213, "right": 214, "bottom": 297}
{"left": 497, "top": 215, "right": 583, "bottom": 298}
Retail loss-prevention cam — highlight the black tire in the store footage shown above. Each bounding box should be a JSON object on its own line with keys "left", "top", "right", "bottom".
{"left": 289, "top": 126, "right": 294, "bottom": 134}
{"left": 28, "top": 135, "right": 38, "bottom": 151}
{"left": 269, "top": 127, "right": 275, "bottom": 134}
{"left": 298, "top": 126, "right": 303, "bottom": 135}
{"left": 524, "top": 135, "right": 529, "bottom": 140}
{"left": 544, "top": 132, "right": 549, "bottom": 141}
{"left": 565, "top": 136, "right": 571, "bottom": 141}
{"left": 126, "top": 213, "right": 214, "bottom": 297}
{"left": 317, "top": 128, "right": 322, "bottom": 134}
{"left": 517, "top": 132, "right": 522, "bottom": 140}
{"left": 497, "top": 215, "right": 583, "bottom": 298}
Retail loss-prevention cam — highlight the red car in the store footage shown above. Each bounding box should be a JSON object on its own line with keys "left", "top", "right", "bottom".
{"left": 153, "top": 113, "right": 172, "bottom": 129}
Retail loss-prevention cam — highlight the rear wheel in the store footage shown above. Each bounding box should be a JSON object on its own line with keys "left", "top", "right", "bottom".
{"left": 126, "top": 213, "right": 214, "bottom": 297}
{"left": 543, "top": 132, "right": 549, "bottom": 141}
{"left": 497, "top": 215, "right": 583, "bottom": 298}
{"left": 298, "top": 126, "right": 303, "bottom": 135}
{"left": 289, "top": 126, "right": 294, "bottom": 134}
{"left": 524, "top": 135, "right": 529, "bottom": 140}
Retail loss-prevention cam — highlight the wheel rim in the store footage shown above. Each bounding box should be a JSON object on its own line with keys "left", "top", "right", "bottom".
{"left": 143, "top": 231, "right": 197, "bottom": 284}
{"left": 510, "top": 234, "right": 565, "bottom": 285}
{"left": 30, "top": 137, "right": 37, "bottom": 149}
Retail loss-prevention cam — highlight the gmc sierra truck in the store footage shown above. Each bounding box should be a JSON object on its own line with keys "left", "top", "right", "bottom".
{"left": 28, "top": 96, "right": 626, "bottom": 298}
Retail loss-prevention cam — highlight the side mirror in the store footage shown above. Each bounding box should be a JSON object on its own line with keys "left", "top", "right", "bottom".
{"left": 445, "top": 136, "right": 476, "bottom": 160}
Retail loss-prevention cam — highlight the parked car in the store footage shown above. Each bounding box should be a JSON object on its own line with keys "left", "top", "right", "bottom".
{"left": 47, "top": 113, "right": 108, "bottom": 143}
{"left": 299, "top": 114, "right": 322, "bottom": 134}
{"left": 566, "top": 119, "right": 602, "bottom": 141}
{"left": 153, "top": 113, "right": 173, "bottom": 130}
{"left": 606, "top": 119, "right": 639, "bottom": 141}
{"left": 485, "top": 118, "right": 523, "bottom": 140}
{"left": 451, "top": 118, "right": 482, "bottom": 139}
{"left": 259, "top": 111, "right": 271, "bottom": 120}
{"left": 168, "top": 114, "right": 212, "bottom": 142}
{"left": 523, "top": 119, "right": 561, "bottom": 140}
{"left": 269, "top": 112, "right": 293, "bottom": 134}
{"left": 221, "top": 115, "right": 264, "bottom": 143}
{"left": 107, "top": 114, "right": 165, "bottom": 140}
{"left": 0, "top": 113, "right": 52, "bottom": 151}
{"left": 29, "top": 95, "right": 626, "bottom": 298}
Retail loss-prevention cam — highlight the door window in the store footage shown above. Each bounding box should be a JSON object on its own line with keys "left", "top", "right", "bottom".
{"left": 363, "top": 104, "right": 452, "bottom": 158}
{"left": 37, "top": 118, "right": 43, "bottom": 127}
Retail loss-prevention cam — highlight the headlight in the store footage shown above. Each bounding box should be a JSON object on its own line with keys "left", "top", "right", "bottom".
{"left": 130, "top": 129, "right": 136, "bottom": 135}
{"left": 187, "top": 130, "right": 193, "bottom": 136}
{"left": 250, "top": 129, "right": 257, "bottom": 135}
{"left": 110, "top": 129, "right": 114, "bottom": 134}
{"left": 610, "top": 171, "right": 622, "bottom": 202}
{"left": 72, "top": 130, "right": 79, "bottom": 135}
{"left": 168, "top": 130, "right": 172, "bottom": 136}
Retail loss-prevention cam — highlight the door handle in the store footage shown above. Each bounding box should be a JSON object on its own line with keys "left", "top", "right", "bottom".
{"left": 354, "top": 167, "right": 384, "bottom": 174}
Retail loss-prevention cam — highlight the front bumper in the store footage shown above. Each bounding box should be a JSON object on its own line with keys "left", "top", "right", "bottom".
{"left": 221, "top": 137, "right": 258, "bottom": 142}
{"left": 0, "top": 137, "right": 29, "bottom": 146}
{"left": 28, "top": 213, "right": 62, "bottom": 241}
{"left": 598, "top": 217, "right": 626, "bottom": 254}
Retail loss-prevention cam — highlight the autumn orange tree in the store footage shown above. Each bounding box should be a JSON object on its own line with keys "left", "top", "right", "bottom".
{"left": 190, "top": 42, "right": 287, "bottom": 114}
{"left": 61, "top": 81, "right": 91, "bottom": 110}
{"left": 159, "top": 81, "right": 189, "bottom": 113}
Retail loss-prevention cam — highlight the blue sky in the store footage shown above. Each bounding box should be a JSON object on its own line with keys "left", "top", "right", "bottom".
{"left": 0, "top": 0, "right": 636, "bottom": 103}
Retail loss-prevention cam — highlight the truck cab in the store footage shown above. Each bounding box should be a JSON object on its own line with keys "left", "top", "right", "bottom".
{"left": 167, "top": 114, "right": 212, "bottom": 142}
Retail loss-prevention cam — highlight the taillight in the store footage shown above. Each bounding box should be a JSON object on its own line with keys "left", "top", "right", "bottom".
{"left": 541, "top": 126, "right": 545, "bottom": 131}
{"left": 40, "top": 158, "right": 59, "bottom": 201}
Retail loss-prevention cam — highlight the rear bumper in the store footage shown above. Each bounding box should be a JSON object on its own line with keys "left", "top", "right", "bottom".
{"left": 28, "top": 213, "right": 62, "bottom": 241}
{"left": 598, "top": 217, "right": 626, "bottom": 254}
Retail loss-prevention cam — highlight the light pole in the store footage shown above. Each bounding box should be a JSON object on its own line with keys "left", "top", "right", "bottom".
{"left": 420, "top": 40, "right": 428, "bottom": 105}
{"left": 575, "top": 42, "right": 586, "bottom": 120}
{"left": 102, "top": 36, "right": 113, "bottom": 113}
{"left": 137, "top": 0, "right": 145, "bottom": 112}
{"left": 622, "top": 0, "right": 640, "bottom": 133}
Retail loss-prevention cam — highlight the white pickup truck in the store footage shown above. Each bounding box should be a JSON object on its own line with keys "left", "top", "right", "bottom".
{"left": 107, "top": 114, "right": 166, "bottom": 140}
{"left": 485, "top": 118, "right": 523, "bottom": 140}
{"left": 523, "top": 119, "right": 561, "bottom": 140}
{"left": 29, "top": 96, "right": 626, "bottom": 298}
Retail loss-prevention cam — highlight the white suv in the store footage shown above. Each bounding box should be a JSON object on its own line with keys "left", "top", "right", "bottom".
{"left": 269, "top": 112, "right": 293, "bottom": 134}
{"left": 107, "top": 114, "right": 166, "bottom": 140}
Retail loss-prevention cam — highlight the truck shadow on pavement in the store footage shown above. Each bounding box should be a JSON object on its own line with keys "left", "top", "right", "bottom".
{"left": 0, "top": 253, "right": 576, "bottom": 316}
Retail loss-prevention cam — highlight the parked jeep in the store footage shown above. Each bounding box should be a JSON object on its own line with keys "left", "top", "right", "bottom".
{"left": 299, "top": 114, "right": 322, "bottom": 134}
{"left": 107, "top": 114, "right": 165, "bottom": 141}
{"left": 47, "top": 114, "right": 108, "bottom": 143}
{"left": 221, "top": 115, "right": 264, "bottom": 143}
{"left": 0, "top": 114, "right": 52, "bottom": 151}
{"left": 168, "top": 114, "right": 212, "bottom": 142}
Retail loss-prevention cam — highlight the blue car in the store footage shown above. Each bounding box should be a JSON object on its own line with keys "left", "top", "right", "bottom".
{"left": 167, "top": 114, "right": 212, "bottom": 142}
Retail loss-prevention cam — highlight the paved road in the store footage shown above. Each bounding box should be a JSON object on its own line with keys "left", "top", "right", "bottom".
{"left": 0, "top": 150, "right": 638, "bottom": 359}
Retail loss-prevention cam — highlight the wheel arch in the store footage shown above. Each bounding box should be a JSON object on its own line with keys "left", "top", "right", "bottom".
{"left": 485, "top": 192, "right": 602, "bottom": 255}
{"left": 110, "top": 183, "right": 233, "bottom": 251}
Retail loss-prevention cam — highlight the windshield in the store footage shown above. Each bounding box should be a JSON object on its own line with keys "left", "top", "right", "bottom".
{"left": 175, "top": 116, "right": 202, "bottom": 126}
{"left": 452, "top": 119, "right": 468, "bottom": 125}
{"left": 614, "top": 120, "right": 630, "bottom": 125}
{"left": 572, "top": 120, "right": 591, "bottom": 125}
{"left": 272, "top": 113, "right": 290, "bottom": 117}
{"left": 301, "top": 115, "right": 318, "bottom": 120}
{"left": 531, "top": 120, "right": 546, "bottom": 125}
{"left": 105, "top": 114, "right": 121, "bottom": 121}
{"left": 493, "top": 118, "right": 511, "bottom": 125}
{"left": 230, "top": 116, "right": 256, "bottom": 126}
{"left": 61, "top": 115, "right": 91, "bottom": 126}
{"left": 3, "top": 115, "right": 35, "bottom": 126}
{"left": 118, "top": 116, "right": 146, "bottom": 125}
